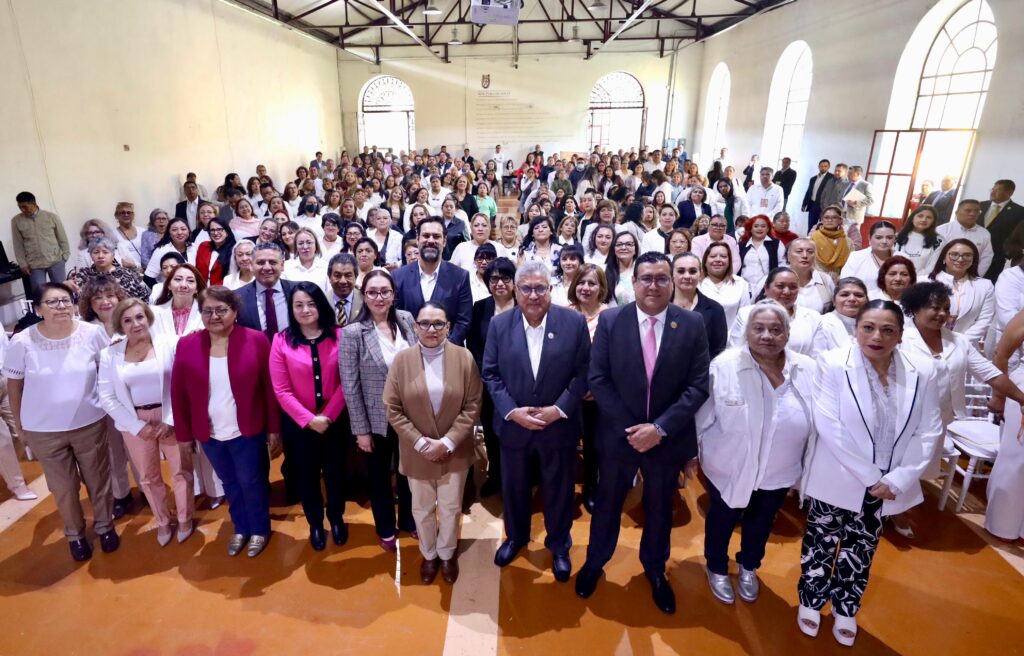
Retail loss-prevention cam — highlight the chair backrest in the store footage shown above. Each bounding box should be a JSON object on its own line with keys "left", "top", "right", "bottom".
{"left": 964, "top": 370, "right": 993, "bottom": 418}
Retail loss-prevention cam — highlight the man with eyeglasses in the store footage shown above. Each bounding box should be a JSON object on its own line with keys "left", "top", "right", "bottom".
{"left": 576, "top": 251, "right": 711, "bottom": 615}
{"left": 392, "top": 217, "right": 472, "bottom": 345}
{"left": 11, "top": 191, "right": 70, "bottom": 299}
{"left": 482, "top": 259, "right": 590, "bottom": 584}
{"left": 937, "top": 198, "right": 994, "bottom": 276}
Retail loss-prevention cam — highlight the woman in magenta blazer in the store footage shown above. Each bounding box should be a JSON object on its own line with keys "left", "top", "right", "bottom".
{"left": 171, "top": 286, "right": 281, "bottom": 558}
{"left": 269, "top": 282, "right": 348, "bottom": 552}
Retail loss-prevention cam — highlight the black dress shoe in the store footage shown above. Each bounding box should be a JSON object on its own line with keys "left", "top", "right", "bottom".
{"left": 98, "top": 529, "right": 120, "bottom": 554}
{"left": 493, "top": 539, "right": 524, "bottom": 567}
{"left": 331, "top": 522, "right": 349, "bottom": 546}
{"left": 648, "top": 574, "right": 676, "bottom": 614}
{"left": 582, "top": 490, "right": 596, "bottom": 515}
{"left": 479, "top": 476, "right": 502, "bottom": 498}
{"left": 69, "top": 538, "right": 92, "bottom": 562}
{"left": 111, "top": 495, "right": 132, "bottom": 519}
{"left": 552, "top": 553, "right": 572, "bottom": 582}
{"left": 310, "top": 526, "right": 327, "bottom": 551}
{"left": 575, "top": 564, "right": 602, "bottom": 599}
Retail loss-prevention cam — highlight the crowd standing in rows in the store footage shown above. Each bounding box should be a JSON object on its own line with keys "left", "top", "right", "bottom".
{"left": 6, "top": 142, "right": 1024, "bottom": 647}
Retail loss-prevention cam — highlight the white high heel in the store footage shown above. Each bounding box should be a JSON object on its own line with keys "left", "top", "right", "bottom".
{"left": 797, "top": 605, "right": 820, "bottom": 637}
{"left": 832, "top": 613, "right": 857, "bottom": 647}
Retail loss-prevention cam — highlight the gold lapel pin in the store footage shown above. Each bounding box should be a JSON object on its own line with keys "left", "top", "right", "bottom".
{"left": 670, "top": 321, "right": 678, "bottom": 329}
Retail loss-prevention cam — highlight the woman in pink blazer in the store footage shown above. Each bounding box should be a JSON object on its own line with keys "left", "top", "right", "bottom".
{"left": 269, "top": 281, "right": 348, "bottom": 551}
{"left": 171, "top": 286, "right": 281, "bottom": 558}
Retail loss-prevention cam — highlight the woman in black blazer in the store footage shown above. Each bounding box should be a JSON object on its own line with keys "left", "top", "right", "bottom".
{"left": 466, "top": 257, "right": 517, "bottom": 497}
{"left": 671, "top": 252, "right": 728, "bottom": 358}
{"left": 675, "top": 186, "right": 713, "bottom": 230}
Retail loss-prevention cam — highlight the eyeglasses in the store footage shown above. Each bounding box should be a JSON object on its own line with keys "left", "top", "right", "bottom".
{"left": 200, "top": 307, "right": 231, "bottom": 318}
{"left": 116, "top": 210, "right": 134, "bottom": 216}
{"left": 43, "top": 298, "right": 73, "bottom": 308}
{"left": 615, "top": 242, "right": 636, "bottom": 249}
{"left": 947, "top": 252, "right": 974, "bottom": 261}
{"left": 475, "top": 254, "right": 496, "bottom": 261}
{"left": 364, "top": 289, "right": 393, "bottom": 300}
{"left": 517, "top": 284, "right": 549, "bottom": 297}
{"left": 208, "top": 227, "right": 226, "bottom": 235}
{"left": 416, "top": 320, "right": 448, "bottom": 331}
{"left": 636, "top": 275, "right": 672, "bottom": 288}
{"left": 709, "top": 223, "right": 727, "bottom": 229}
{"left": 490, "top": 275, "right": 513, "bottom": 285}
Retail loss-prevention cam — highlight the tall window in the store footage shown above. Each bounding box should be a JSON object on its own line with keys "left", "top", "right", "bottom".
{"left": 871, "top": 0, "right": 997, "bottom": 220}
{"left": 760, "top": 41, "right": 813, "bottom": 173}
{"left": 700, "top": 63, "right": 730, "bottom": 168}
{"left": 358, "top": 75, "right": 415, "bottom": 154}
{"left": 587, "top": 72, "right": 646, "bottom": 151}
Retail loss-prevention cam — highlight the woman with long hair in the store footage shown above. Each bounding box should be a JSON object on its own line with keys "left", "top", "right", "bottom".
{"left": 194, "top": 218, "right": 236, "bottom": 286}
{"left": 144, "top": 217, "right": 197, "bottom": 284}
{"left": 672, "top": 252, "right": 728, "bottom": 358}
{"left": 928, "top": 238, "right": 994, "bottom": 346}
{"left": 604, "top": 231, "right": 638, "bottom": 306}
{"left": 895, "top": 204, "right": 943, "bottom": 274}
{"left": 518, "top": 216, "right": 561, "bottom": 273}
{"left": 739, "top": 215, "right": 785, "bottom": 288}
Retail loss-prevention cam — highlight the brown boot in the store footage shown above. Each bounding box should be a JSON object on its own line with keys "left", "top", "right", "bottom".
{"left": 421, "top": 557, "right": 441, "bottom": 584}
{"left": 441, "top": 556, "right": 460, "bottom": 584}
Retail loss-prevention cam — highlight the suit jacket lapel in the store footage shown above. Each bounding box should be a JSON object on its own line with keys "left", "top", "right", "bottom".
{"left": 428, "top": 264, "right": 447, "bottom": 303}
{"left": 363, "top": 322, "right": 386, "bottom": 369}
{"left": 894, "top": 353, "right": 920, "bottom": 446}
{"left": 510, "top": 308, "right": 535, "bottom": 387}
{"left": 533, "top": 308, "right": 558, "bottom": 391}
{"left": 408, "top": 345, "right": 442, "bottom": 438}
{"left": 619, "top": 306, "right": 646, "bottom": 397}
{"left": 407, "top": 266, "right": 426, "bottom": 310}
{"left": 651, "top": 306, "right": 678, "bottom": 382}
{"left": 845, "top": 348, "right": 876, "bottom": 452}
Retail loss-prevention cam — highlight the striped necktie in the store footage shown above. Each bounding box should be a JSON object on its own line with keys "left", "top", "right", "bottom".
{"left": 336, "top": 299, "right": 348, "bottom": 326}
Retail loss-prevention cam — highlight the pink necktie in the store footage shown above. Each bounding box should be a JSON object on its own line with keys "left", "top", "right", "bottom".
{"left": 643, "top": 316, "right": 658, "bottom": 414}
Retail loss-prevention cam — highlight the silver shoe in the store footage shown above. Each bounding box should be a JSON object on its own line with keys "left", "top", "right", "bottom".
{"left": 176, "top": 520, "right": 195, "bottom": 544}
{"left": 705, "top": 567, "right": 735, "bottom": 605}
{"left": 227, "top": 533, "right": 248, "bottom": 556}
{"left": 737, "top": 566, "right": 760, "bottom": 602}
{"left": 246, "top": 534, "right": 269, "bottom": 558}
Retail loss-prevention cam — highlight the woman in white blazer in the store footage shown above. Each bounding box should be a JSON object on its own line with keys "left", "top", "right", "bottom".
{"left": 797, "top": 300, "right": 942, "bottom": 647}
{"left": 930, "top": 238, "right": 995, "bottom": 347}
{"left": 729, "top": 267, "right": 821, "bottom": 356}
{"left": 150, "top": 263, "right": 206, "bottom": 340}
{"left": 98, "top": 298, "right": 195, "bottom": 546}
{"left": 697, "top": 300, "right": 816, "bottom": 606}
{"left": 812, "top": 278, "right": 868, "bottom": 355}
{"left": 839, "top": 221, "right": 897, "bottom": 295}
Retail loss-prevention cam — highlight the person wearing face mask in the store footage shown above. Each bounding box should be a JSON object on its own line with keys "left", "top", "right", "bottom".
{"left": 784, "top": 238, "right": 836, "bottom": 314}
{"left": 812, "top": 278, "right": 868, "bottom": 354}
{"left": 293, "top": 194, "right": 325, "bottom": 240}
{"left": 671, "top": 253, "right": 727, "bottom": 358}
{"left": 840, "top": 221, "right": 897, "bottom": 295}
{"left": 697, "top": 300, "right": 816, "bottom": 605}
{"left": 730, "top": 267, "right": 822, "bottom": 356}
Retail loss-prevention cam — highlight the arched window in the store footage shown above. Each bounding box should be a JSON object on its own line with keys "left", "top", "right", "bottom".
{"left": 871, "top": 0, "right": 997, "bottom": 220}
{"left": 700, "top": 63, "right": 730, "bottom": 168}
{"left": 760, "top": 41, "right": 813, "bottom": 173}
{"left": 587, "top": 72, "right": 646, "bottom": 151}
{"left": 358, "top": 75, "right": 415, "bottom": 154}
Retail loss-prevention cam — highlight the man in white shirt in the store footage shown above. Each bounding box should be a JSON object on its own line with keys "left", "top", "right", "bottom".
{"left": 745, "top": 167, "right": 785, "bottom": 217}
{"left": 175, "top": 181, "right": 203, "bottom": 228}
{"left": 643, "top": 150, "right": 666, "bottom": 174}
{"left": 426, "top": 176, "right": 451, "bottom": 216}
{"left": 491, "top": 145, "right": 506, "bottom": 172}
{"left": 936, "top": 198, "right": 994, "bottom": 275}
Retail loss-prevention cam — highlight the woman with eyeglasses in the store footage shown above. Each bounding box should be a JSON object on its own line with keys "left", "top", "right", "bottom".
{"left": 812, "top": 278, "right": 869, "bottom": 354}
{"left": 467, "top": 258, "right": 517, "bottom": 498}
{"left": 604, "top": 231, "right": 638, "bottom": 306}
{"left": 672, "top": 252, "right": 728, "bottom": 359}
{"left": 810, "top": 205, "right": 854, "bottom": 280}
{"left": 144, "top": 217, "right": 198, "bottom": 285}
{"left": 339, "top": 270, "right": 418, "bottom": 552}
{"left": 269, "top": 282, "right": 349, "bottom": 551}
{"left": 171, "top": 286, "right": 281, "bottom": 558}
{"left": 99, "top": 298, "right": 195, "bottom": 547}
{"left": 840, "top": 221, "right": 897, "bottom": 295}
{"left": 699, "top": 241, "right": 752, "bottom": 327}
{"left": 730, "top": 267, "right": 822, "bottom": 356}
{"left": 140, "top": 209, "right": 170, "bottom": 270}
{"left": 73, "top": 219, "right": 122, "bottom": 272}
{"left": 798, "top": 300, "right": 941, "bottom": 647}
{"left": 194, "top": 218, "right": 236, "bottom": 286}
{"left": 112, "top": 202, "right": 142, "bottom": 269}
{"left": 928, "top": 238, "right": 994, "bottom": 346}
{"left": 384, "top": 302, "right": 482, "bottom": 584}
{"left": 4, "top": 283, "right": 119, "bottom": 561}
{"left": 69, "top": 237, "right": 149, "bottom": 301}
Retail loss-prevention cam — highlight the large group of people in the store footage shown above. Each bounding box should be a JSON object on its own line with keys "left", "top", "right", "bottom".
{"left": 5, "top": 142, "right": 1024, "bottom": 647}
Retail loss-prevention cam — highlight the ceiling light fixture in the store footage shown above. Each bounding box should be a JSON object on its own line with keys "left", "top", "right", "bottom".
{"left": 587, "top": 0, "right": 606, "bottom": 10}
{"left": 448, "top": 27, "right": 462, "bottom": 45}
{"left": 423, "top": 3, "right": 442, "bottom": 15}
{"left": 568, "top": 25, "right": 581, "bottom": 43}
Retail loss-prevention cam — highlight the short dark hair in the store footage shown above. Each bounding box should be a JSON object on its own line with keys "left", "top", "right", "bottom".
{"left": 198, "top": 285, "right": 241, "bottom": 313}
{"left": 418, "top": 301, "right": 449, "bottom": 321}
{"left": 253, "top": 241, "right": 285, "bottom": 259}
{"left": 284, "top": 282, "right": 337, "bottom": 348}
{"left": 483, "top": 257, "right": 516, "bottom": 286}
{"left": 159, "top": 251, "right": 187, "bottom": 268}
{"left": 328, "top": 252, "right": 357, "bottom": 273}
{"left": 857, "top": 299, "right": 904, "bottom": 330}
{"left": 819, "top": 159, "right": 831, "bottom": 166}
{"left": 16, "top": 191, "right": 36, "bottom": 204}
{"left": 417, "top": 216, "right": 445, "bottom": 236}
{"left": 957, "top": 198, "right": 982, "bottom": 210}
{"left": 869, "top": 220, "right": 897, "bottom": 236}
{"left": 225, "top": 187, "right": 243, "bottom": 198}
{"left": 633, "top": 250, "right": 670, "bottom": 273}
{"left": 901, "top": 281, "right": 951, "bottom": 317}
{"left": 995, "top": 179, "right": 1016, "bottom": 193}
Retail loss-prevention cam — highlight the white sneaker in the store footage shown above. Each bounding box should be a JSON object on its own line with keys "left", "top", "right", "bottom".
{"left": 11, "top": 485, "right": 37, "bottom": 501}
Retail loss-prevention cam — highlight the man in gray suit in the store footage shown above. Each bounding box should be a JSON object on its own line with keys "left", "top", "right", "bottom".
{"left": 839, "top": 165, "right": 874, "bottom": 226}
{"left": 327, "top": 253, "right": 363, "bottom": 326}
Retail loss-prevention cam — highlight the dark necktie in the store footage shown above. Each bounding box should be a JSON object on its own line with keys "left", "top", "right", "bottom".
{"left": 263, "top": 287, "right": 279, "bottom": 337}
{"left": 336, "top": 299, "right": 348, "bottom": 326}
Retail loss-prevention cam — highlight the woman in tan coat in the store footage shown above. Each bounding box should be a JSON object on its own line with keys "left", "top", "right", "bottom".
{"left": 383, "top": 302, "right": 482, "bottom": 585}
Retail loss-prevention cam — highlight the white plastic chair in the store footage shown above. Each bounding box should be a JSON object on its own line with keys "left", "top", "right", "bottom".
{"left": 940, "top": 374, "right": 1001, "bottom": 512}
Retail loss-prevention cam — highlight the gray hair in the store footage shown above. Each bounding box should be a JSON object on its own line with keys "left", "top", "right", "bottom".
{"left": 87, "top": 237, "right": 117, "bottom": 254}
{"left": 514, "top": 259, "right": 551, "bottom": 285}
{"left": 747, "top": 299, "right": 790, "bottom": 335}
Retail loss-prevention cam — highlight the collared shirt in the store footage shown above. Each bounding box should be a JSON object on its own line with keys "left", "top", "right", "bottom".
{"left": 984, "top": 201, "right": 1006, "bottom": 227}
{"left": 746, "top": 183, "right": 785, "bottom": 216}
{"left": 256, "top": 279, "right": 288, "bottom": 333}
{"left": 419, "top": 263, "right": 439, "bottom": 302}
{"left": 859, "top": 350, "right": 898, "bottom": 472}
{"left": 329, "top": 290, "right": 355, "bottom": 323}
{"left": 11, "top": 209, "right": 70, "bottom": 269}
{"left": 811, "top": 173, "right": 826, "bottom": 201}
{"left": 636, "top": 305, "right": 668, "bottom": 356}
{"left": 185, "top": 198, "right": 199, "bottom": 229}
{"left": 523, "top": 313, "right": 549, "bottom": 379}
{"left": 936, "top": 220, "right": 994, "bottom": 275}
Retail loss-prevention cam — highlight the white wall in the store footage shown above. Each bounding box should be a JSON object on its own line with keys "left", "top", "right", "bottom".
{"left": 0, "top": 0, "right": 343, "bottom": 252}
{"left": 691, "top": 0, "right": 1024, "bottom": 221}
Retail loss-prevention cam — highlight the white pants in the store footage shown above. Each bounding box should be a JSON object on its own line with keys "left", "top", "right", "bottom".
{"left": 986, "top": 377, "right": 1024, "bottom": 539}
{"left": 409, "top": 469, "right": 468, "bottom": 561}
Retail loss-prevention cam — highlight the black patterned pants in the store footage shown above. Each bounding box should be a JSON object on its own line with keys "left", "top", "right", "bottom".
{"left": 798, "top": 492, "right": 884, "bottom": 617}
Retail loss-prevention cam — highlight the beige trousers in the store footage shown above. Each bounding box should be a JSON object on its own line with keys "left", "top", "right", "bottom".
{"left": 0, "top": 377, "right": 27, "bottom": 490}
{"left": 120, "top": 407, "right": 194, "bottom": 528}
{"left": 409, "top": 469, "right": 468, "bottom": 561}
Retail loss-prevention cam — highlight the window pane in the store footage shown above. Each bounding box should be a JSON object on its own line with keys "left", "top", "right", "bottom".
{"left": 893, "top": 132, "right": 922, "bottom": 173}
{"left": 870, "top": 132, "right": 898, "bottom": 173}
{"left": 941, "top": 93, "right": 980, "bottom": 128}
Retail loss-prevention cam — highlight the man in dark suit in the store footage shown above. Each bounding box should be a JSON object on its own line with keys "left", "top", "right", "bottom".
{"left": 801, "top": 159, "right": 834, "bottom": 231}
{"left": 982, "top": 179, "right": 1024, "bottom": 281}
{"left": 772, "top": 157, "right": 798, "bottom": 206}
{"left": 326, "top": 253, "right": 363, "bottom": 325}
{"left": 440, "top": 197, "right": 468, "bottom": 260}
{"left": 924, "top": 175, "right": 958, "bottom": 225}
{"left": 576, "top": 251, "right": 711, "bottom": 614}
{"left": 218, "top": 187, "right": 243, "bottom": 224}
{"left": 174, "top": 181, "right": 206, "bottom": 230}
{"left": 482, "top": 260, "right": 591, "bottom": 582}
{"left": 392, "top": 217, "right": 472, "bottom": 345}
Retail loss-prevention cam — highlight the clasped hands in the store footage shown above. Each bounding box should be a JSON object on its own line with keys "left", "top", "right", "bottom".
{"left": 509, "top": 406, "right": 562, "bottom": 430}
{"left": 138, "top": 421, "right": 173, "bottom": 441}
{"left": 626, "top": 423, "right": 662, "bottom": 453}
{"left": 419, "top": 438, "right": 451, "bottom": 463}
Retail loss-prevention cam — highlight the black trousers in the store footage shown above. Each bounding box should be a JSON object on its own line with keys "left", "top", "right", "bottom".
{"left": 365, "top": 429, "right": 414, "bottom": 539}
{"left": 581, "top": 400, "right": 599, "bottom": 494}
{"left": 501, "top": 438, "right": 575, "bottom": 554}
{"left": 282, "top": 412, "right": 348, "bottom": 529}
{"left": 807, "top": 205, "right": 822, "bottom": 231}
{"left": 480, "top": 390, "right": 500, "bottom": 480}
{"left": 798, "top": 492, "right": 884, "bottom": 617}
{"left": 703, "top": 480, "right": 789, "bottom": 576}
{"left": 585, "top": 448, "right": 678, "bottom": 576}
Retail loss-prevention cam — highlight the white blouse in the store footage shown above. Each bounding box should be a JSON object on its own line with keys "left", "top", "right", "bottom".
{"left": 895, "top": 231, "right": 942, "bottom": 276}
{"left": 796, "top": 271, "right": 836, "bottom": 314}
{"left": 377, "top": 328, "right": 410, "bottom": 368}
{"left": 118, "top": 356, "right": 164, "bottom": 407}
{"left": 699, "top": 276, "right": 752, "bottom": 326}
{"left": 208, "top": 356, "right": 241, "bottom": 441}
{"left": 470, "top": 273, "right": 491, "bottom": 304}
{"left": 813, "top": 311, "right": 856, "bottom": 355}
{"left": 839, "top": 248, "right": 884, "bottom": 294}
{"left": 283, "top": 258, "right": 329, "bottom": 290}
{"left": 145, "top": 243, "right": 198, "bottom": 280}
{"left": 2, "top": 321, "right": 109, "bottom": 432}
{"left": 758, "top": 378, "right": 813, "bottom": 491}
{"left": 729, "top": 304, "right": 822, "bottom": 356}
{"left": 450, "top": 240, "right": 497, "bottom": 274}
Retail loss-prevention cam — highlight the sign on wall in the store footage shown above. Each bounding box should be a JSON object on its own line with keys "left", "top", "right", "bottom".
{"left": 470, "top": 0, "right": 520, "bottom": 26}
